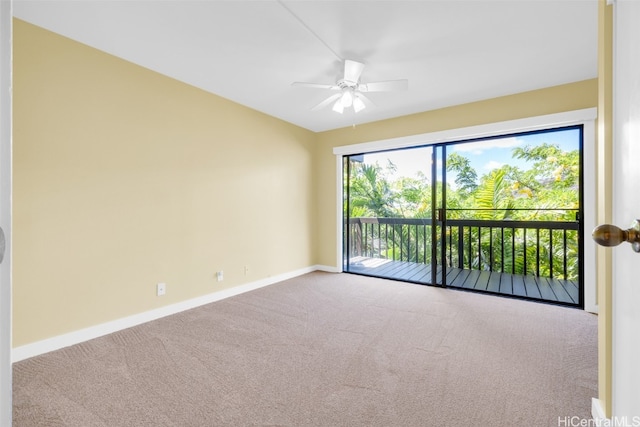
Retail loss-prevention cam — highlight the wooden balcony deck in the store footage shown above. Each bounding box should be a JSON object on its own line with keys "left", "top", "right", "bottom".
{"left": 348, "top": 256, "right": 580, "bottom": 305}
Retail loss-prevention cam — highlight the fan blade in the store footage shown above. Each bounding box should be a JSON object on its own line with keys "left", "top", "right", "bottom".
{"left": 344, "top": 60, "right": 365, "bottom": 83}
{"left": 312, "top": 93, "right": 342, "bottom": 111}
{"left": 292, "top": 82, "right": 340, "bottom": 90}
{"left": 359, "top": 79, "right": 408, "bottom": 92}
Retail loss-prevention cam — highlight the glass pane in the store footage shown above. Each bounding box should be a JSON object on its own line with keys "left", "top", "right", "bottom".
{"left": 344, "top": 147, "right": 437, "bottom": 284}
{"left": 443, "top": 127, "right": 582, "bottom": 303}
{"left": 447, "top": 128, "right": 581, "bottom": 220}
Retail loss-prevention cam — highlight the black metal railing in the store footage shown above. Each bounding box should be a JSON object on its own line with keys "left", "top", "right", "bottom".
{"left": 347, "top": 212, "right": 580, "bottom": 281}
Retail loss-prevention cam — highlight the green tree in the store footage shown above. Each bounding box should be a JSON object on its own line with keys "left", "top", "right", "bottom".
{"left": 348, "top": 161, "right": 397, "bottom": 218}
{"left": 473, "top": 169, "right": 515, "bottom": 220}
{"left": 446, "top": 152, "right": 478, "bottom": 195}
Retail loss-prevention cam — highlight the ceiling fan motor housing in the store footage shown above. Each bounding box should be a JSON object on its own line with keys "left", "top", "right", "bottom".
{"left": 337, "top": 78, "right": 359, "bottom": 89}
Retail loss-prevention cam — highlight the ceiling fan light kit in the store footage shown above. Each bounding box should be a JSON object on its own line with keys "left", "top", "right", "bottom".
{"left": 293, "top": 59, "right": 408, "bottom": 115}
{"left": 353, "top": 95, "right": 366, "bottom": 113}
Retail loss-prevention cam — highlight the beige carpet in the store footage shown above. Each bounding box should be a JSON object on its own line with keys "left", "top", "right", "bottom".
{"left": 13, "top": 272, "right": 597, "bottom": 426}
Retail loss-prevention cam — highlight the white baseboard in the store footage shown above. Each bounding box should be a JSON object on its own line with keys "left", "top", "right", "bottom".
{"left": 315, "top": 264, "right": 342, "bottom": 273}
{"left": 585, "top": 303, "right": 599, "bottom": 315}
{"left": 592, "top": 398, "right": 608, "bottom": 423}
{"left": 12, "top": 265, "right": 338, "bottom": 363}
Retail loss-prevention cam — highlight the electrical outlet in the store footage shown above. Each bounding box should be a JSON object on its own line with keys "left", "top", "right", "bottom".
{"left": 216, "top": 271, "right": 224, "bottom": 282}
{"left": 156, "top": 282, "right": 166, "bottom": 296}
{"left": 244, "top": 266, "right": 249, "bottom": 276}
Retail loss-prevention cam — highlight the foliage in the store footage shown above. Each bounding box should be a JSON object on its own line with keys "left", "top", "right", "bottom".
{"left": 346, "top": 142, "right": 581, "bottom": 280}
{"left": 446, "top": 152, "right": 478, "bottom": 195}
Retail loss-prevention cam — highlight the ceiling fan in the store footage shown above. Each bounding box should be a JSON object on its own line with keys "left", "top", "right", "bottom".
{"left": 292, "top": 59, "right": 408, "bottom": 114}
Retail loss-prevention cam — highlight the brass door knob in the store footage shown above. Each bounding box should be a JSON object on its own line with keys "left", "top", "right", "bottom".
{"left": 592, "top": 220, "right": 640, "bottom": 252}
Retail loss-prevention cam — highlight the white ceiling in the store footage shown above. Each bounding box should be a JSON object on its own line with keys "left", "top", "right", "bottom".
{"left": 13, "top": 0, "right": 598, "bottom": 132}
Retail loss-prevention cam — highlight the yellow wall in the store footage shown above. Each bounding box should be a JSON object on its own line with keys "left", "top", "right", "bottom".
{"left": 12, "top": 19, "right": 317, "bottom": 346}
{"left": 314, "top": 79, "right": 598, "bottom": 267}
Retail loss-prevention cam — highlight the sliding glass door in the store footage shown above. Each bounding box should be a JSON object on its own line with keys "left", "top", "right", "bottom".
{"left": 342, "top": 125, "right": 584, "bottom": 307}
{"left": 343, "top": 146, "right": 446, "bottom": 286}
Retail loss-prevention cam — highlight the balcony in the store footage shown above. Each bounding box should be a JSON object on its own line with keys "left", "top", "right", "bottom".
{"left": 346, "top": 215, "right": 581, "bottom": 306}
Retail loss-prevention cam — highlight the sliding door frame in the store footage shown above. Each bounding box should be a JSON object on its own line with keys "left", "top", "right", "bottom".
{"left": 333, "top": 108, "right": 598, "bottom": 312}
{"left": 432, "top": 144, "right": 447, "bottom": 287}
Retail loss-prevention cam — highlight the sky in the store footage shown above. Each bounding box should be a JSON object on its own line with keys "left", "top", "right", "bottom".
{"left": 360, "top": 127, "right": 580, "bottom": 185}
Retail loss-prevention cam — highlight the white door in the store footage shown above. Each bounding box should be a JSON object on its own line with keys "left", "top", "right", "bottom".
{"left": 0, "top": 0, "right": 11, "bottom": 425}
{"left": 611, "top": 0, "right": 640, "bottom": 416}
